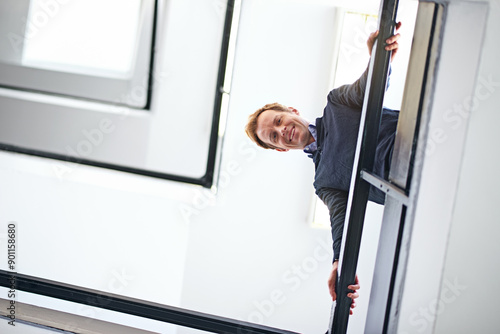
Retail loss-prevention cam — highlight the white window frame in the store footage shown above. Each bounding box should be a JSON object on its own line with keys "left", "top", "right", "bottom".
{"left": 0, "top": 0, "right": 156, "bottom": 108}
{"left": 0, "top": 0, "right": 236, "bottom": 187}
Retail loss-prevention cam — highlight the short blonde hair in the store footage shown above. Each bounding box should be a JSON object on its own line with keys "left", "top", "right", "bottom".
{"left": 245, "top": 102, "right": 291, "bottom": 149}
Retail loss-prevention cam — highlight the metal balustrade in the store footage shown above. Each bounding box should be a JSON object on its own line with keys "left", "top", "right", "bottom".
{"left": 0, "top": 271, "right": 299, "bottom": 334}
{"left": 329, "top": 0, "right": 400, "bottom": 331}
{"left": 330, "top": 1, "right": 444, "bottom": 333}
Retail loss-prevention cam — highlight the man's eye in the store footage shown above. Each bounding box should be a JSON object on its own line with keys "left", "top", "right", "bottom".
{"left": 277, "top": 118, "right": 281, "bottom": 125}
{"left": 273, "top": 133, "right": 277, "bottom": 141}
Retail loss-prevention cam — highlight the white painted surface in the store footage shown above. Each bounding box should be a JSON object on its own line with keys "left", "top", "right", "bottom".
{"left": 432, "top": 0, "right": 500, "bottom": 332}
{"left": 395, "top": 1, "right": 498, "bottom": 333}
{"left": 0, "top": 320, "right": 58, "bottom": 334}
{"left": 0, "top": 0, "right": 223, "bottom": 178}
{"left": 0, "top": 0, "right": 417, "bottom": 333}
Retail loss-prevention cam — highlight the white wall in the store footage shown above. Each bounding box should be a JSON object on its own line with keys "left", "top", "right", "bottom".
{"left": 0, "top": 0, "right": 340, "bottom": 333}
{"left": 395, "top": 0, "right": 500, "bottom": 333}
{"left": 0, "top": 0, "right": 417, "bottom": 333}
{"left": 434, "top": 0, "right": 500, "bottom": 332}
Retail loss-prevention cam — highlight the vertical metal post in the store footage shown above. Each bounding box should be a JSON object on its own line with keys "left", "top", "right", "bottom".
{"left": 330, "top": 0, "right": 399, "bottom": 332}
{"left": 364, "top": 4, "right": 443, "bottom": 333}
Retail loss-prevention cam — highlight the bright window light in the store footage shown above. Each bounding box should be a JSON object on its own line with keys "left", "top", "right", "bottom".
{"left": 333, "top": 12, "right": 378, "bottom": 86}
{"left": 23, "top": 0, "right": 143, "bottom": 78}
{"left": 311, "top": 196, "right": 331, "bottom": 229}
{"left": 312, "top": 12, "right": 378, "bottom": 228}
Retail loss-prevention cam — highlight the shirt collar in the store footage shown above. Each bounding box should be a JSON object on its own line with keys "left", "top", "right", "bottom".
{"left": 303, "top": 123, "right": 317, "bottom": 155}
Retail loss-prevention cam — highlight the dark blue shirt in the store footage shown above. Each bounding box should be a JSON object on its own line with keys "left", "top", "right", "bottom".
{"left": 310, "top": 66, "right": 399, "bottom": 260}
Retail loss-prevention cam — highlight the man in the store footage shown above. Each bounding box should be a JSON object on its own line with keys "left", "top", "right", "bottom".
{"left": 245, "top": 24, "right": 402, "bottom": 312}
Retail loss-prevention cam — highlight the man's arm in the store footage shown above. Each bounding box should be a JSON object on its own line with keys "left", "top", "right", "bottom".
{"left": 317, "top": 187, "right": 359, "bottom": 313}
{"left": 327, "top": 66, "right": 370, "bottom": 110}
{"left": 317, "top": 187, "right": 348, "bottom": 263}
{"left": 317, "top": 188, "right": 360, "bottom": 314}
{"left": 327, "top": 22, "right": 401, "bottom": 110}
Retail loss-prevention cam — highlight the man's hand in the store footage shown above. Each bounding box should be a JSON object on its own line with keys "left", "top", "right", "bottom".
{"left": 347, "top": 275, "right": 360, "bottom": 315}
{"left": 327, "top": 261, "right": 360, "bottom": 315}
{"left": 367, "top": 21, "right": 402, "bottom": 62}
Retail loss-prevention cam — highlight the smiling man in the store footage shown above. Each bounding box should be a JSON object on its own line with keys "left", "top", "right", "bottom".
{"left": 245, "top": 24, "right": 401, "bottom": 311}
{"left": 253, "top": 106, "right": 314, "bottom": 151}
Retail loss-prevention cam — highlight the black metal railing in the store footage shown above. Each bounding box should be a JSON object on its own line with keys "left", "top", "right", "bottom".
{"left": 329, "top": 0, "right": 400, "bottom": 332}
{"left": 0, "top": 271, "right": 298, "bottom": 334}
{"left": 364, "top": 3, "right": 444, "bottom": 333}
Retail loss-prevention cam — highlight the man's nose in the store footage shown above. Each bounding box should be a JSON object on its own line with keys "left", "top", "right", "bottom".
{"left": 280, "top": 126, "right": 287, "bottom": 136}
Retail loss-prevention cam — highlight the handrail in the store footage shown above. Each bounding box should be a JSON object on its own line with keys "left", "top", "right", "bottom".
{"left": 329, "top": 0, "right": 399, "bottom": 332}
{"left": 365, "top": 3, "right": 445, "bottom": 332}
{"left": 0, "top": 270, "right": 299, "bottom": 334}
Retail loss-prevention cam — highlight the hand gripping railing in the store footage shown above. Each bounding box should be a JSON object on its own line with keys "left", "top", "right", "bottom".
{"left": 329, "top": 0, "right": 400, "bottom": 332}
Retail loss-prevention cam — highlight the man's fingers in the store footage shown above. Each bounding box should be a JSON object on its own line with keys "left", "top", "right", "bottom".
{"left": 349, "top": 301, "right": 356, "bottom": 316}
{"left": 347, "top": 292, "right": 359, "bottom": 299}
{"left": 348, "top": 284, "right": 360, "bottom": 291}
{"left": 348, "top": 275, "right": 360, "bottom": 291}
{"left": 385, "top": 42, "right": 399, "bottom": 51}
{"left": 328, "top": 263, "right": 339, "bottom": 301}
{"left": 368, "top": 30, "right": 379, "bottom": 46}
{"left": 348, "top": 279, "right": 358, "bottom": 316}
{"left": 328, "top": 277, "right": 337, "bottom": 301}
{"left": 330, "top": 288, "right": 337, "bottom": 302}
{"left": 386, "top": 33, "right": 401, "bottom": 44}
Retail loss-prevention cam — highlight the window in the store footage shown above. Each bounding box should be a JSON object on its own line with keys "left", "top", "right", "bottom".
{"left": 0, "top": 0, "right": 234, "bottom": 186}
{"left": 0, "top": 0, "right": 154, "bottom": 108}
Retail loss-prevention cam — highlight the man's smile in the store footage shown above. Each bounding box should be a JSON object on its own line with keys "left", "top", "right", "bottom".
{"left": 254, "top": 109, "right": 314, "bottom": 150}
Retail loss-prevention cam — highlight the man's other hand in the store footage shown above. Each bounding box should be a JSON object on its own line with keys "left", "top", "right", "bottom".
{"left": 347, "top": 275, "right": 360, "bottom": 315}
{"left": 327, "top": 262, "right": 360, "bottom": 315}
{"left": 367, "top": 21, "right": 402, "bottom": 62}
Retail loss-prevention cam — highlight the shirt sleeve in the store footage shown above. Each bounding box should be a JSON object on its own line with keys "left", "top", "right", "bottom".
{"left": 316, "top": 187, "right": 348, "bottom": 262}
{"left": 327, "top": 66, "right": 369, "bottom": 110}
{"left": 327, "top": 62, "right": 392, "bottom": 110}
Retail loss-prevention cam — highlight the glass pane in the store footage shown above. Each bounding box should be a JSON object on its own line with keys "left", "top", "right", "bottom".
{"left": 334, "top": 12, "right": 378, "bottom": 86}
{"left": 22, "top": 0, "right": 142, "bottom": 78}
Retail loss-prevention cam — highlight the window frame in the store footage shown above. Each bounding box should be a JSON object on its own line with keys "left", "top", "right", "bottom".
{"left": 0, "top": 0, "right": 156, "bottom": 109}
{"left": 0, "top": 0, "right": 235, "bottom": 188}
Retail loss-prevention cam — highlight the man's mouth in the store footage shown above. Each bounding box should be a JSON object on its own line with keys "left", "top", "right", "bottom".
{"left": 289, "top": 127, "right": 295, "bottom": 142}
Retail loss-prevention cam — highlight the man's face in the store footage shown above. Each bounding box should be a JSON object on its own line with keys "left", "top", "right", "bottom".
{"left": 255, "top": 108, "right": 314, "bottom": 151}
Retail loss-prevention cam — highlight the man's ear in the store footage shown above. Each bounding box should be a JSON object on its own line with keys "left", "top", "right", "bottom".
{"left": 288, "top": 107, "right": 300, "bottom": 115}
{"left": 276, "top": 148, "right": 289, "bottom": 152}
